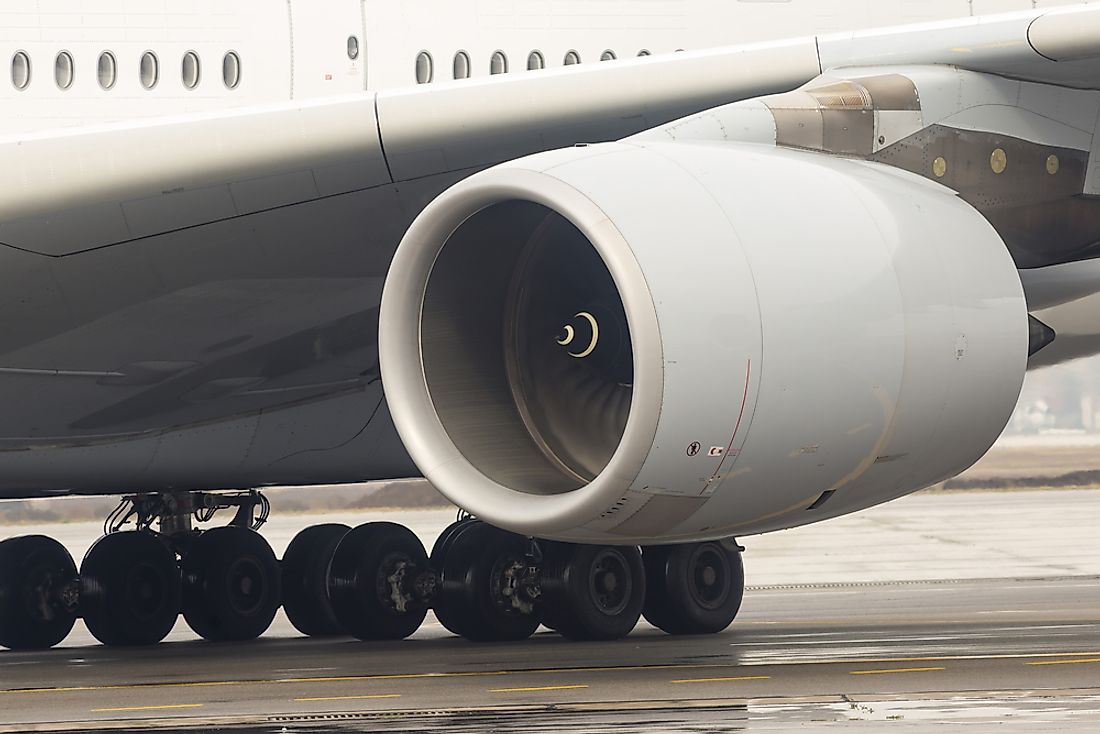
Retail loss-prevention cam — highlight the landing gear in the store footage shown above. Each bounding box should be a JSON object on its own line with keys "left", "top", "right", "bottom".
{"left": 642, "top": 541, "right": 745, "bottom": 635}
{"left": 541, "top": 543, "right": 646, "bottom": 641}
{"left": 0, "top": 536, "right": 79, "bottom": 650}
{"left": 181, "top": 526, "right": 281, "bottom": 642}
{"left": 80, "top": 531, "right": 181, "bottom": 646}
{"left": 0, "top": 489, "right": 747, "bottom": 650}
{"left": 432, "top": 521, "right": 541, "bottom": 642}
{"left": 282, "top": 523, "right": 349, "bottom": 637}
{"left": 327, "top": 522, "right": 431, "bottom": 640}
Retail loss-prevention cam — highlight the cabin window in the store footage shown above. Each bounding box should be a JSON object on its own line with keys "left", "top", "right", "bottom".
{"left": 347, "top": 36, "right": 360, "bottom": 60}
{"left": 415, "top": 51, "right": 434, "bottom": 84}
{"left": 55, "top": 51, "right": 74, "bottom": 90}
{"left": 140, "top": 51, "right": 159, "bottom": 89}
{"left": 527, "top": 51, "right": 545, "bottom": 71}
{"left": 223, "top": 51, "right": 241, "bottom": 89}
{"left": 453, "top": 51, "right": 470, "bottom": 80}
{"left": 97, "top": 52, "right": 117, "bottom": 90}
{"left": 637, "top": 49, "right": 651, "bottom": 57}
{"left": 11, "top": 51, "right": 30, "bottom": 90}
{"left": 490, "top": 51, "right": 508, "bottom": 75}
{"left": 182, "top": 51, "right": 200, "bottom": 89}
{"left": 601, "top": 50, "right": 617, "bottom": 61}
{"left": 564, "top": 50, "right": 581, "bottom": 65}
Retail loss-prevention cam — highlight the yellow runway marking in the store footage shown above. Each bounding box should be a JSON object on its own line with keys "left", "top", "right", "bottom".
{"left": 490, "top": 685, "right": 589, "bottom": 693}
{"left": 1027, "top": 658, "right": 1100, "bottom": 666}
{"left": 850, "top": 667, "right": 945, "bottom": 676}
{"left": 671, "top": 676, "right": 772, "bottom": 684}
{"left": 294, "top": 694, "right": 402, "bottom": 702}
{"left": 92, "top": 704, "right": 204, "bottom": 713}
{"left": 6, "top": 652, "right": 1100, "bottom": 697}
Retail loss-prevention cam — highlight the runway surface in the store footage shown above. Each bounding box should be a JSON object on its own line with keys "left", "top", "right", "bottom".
{"left": 1, "top": 489, "right": 1099, "bottom": 732}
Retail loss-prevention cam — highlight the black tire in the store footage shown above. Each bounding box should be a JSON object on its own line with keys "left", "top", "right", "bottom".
{"left": 540, "top": 543, "right": 645, "bottom": 641}
{"left": 0, "top": 536, "right": 78, "bottom": 650}
{"left": 433, "top": 522, "right": 540, "bottom": 642}
{"left": 282, "top": 524, "right": 349, "bottom": 637}
{"left": 80, "top": 531, "right": 181, "bottom": 646}
{"left": 328, "top": 522, "right": 428, "bottom": 641}
{"left": 429, "top": 519, "right": 479, "bottom": 636}
{"left": 181, "top": 526, "right": 281, "bottom": 642}
{"left": 642, "top": 541, "right": 744, "bottom": 635}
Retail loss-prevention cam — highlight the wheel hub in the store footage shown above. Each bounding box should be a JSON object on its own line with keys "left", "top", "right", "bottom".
{"left": 689, "top": 546, "right": 730, "bottom": 610}
{"left": 226, "top": 557, "right": 265, "bottom": 616}
{"left": 126, "top": 563, "right": 166, "bottom": 618}
{"left": 589, "top": 549, "right": 631, "bottom": 616}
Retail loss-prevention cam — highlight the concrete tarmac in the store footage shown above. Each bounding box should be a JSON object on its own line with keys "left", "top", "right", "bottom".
{"left": 1, "top": 489, "right": 1099, "bottom": 732}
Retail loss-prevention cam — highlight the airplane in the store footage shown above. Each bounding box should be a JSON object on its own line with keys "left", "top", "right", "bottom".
{"left": 1, "top": 0, "right": 1099, "bottom": 651}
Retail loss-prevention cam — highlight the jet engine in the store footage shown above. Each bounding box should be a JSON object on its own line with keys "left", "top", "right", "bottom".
{"left": 379, "top": 141, "right": 1028, "bottom": 544}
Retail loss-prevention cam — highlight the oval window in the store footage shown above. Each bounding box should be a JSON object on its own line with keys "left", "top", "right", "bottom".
{"left": 453, "top": 51, "right": 470, "bottom": 80}
{"left": 11, "top": 51, "right": 30, "bottom": 90}
{"left": 347, "top": 36, "right": 360, "bottom": 60}
{"left": 563, "top": 50, "right": 581, "bottom": 66}
{"left": 97, "top": 51, "right": 117, "bottom": 90}
{"left": 55, "top": 51, "right": 74, "bottom": 90}
{"left": 490, "top": 51, "right": 508, "bottom": 75}
{"left": 601, "top": 50, "right": 617, "bottom": 61}
{"left": 527, "top": 51, "right": 545, "bottom": 71}
{"left": 415, "top": 51, "right": 433, "bottom": 84}
{"left": 223, "top": 51, "right": 241, "bottom": 89}
{"left": 182, "top": 51, "right": 200, "bottom": 89}
{"left": 140, "top": 51, "right": 159, "bottom": 89}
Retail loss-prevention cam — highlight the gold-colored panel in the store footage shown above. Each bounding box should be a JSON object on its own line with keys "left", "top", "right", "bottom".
{"left": 769, "top": 106, "right": 825, "bottom": 151}
{"left": 821, "top": 109, "right": 875, "bottom": 156}
{"left": 765, "top": 74, "right": 919, "bottom": 155}
{"left": 868, "top": 124, "right": 1095, "bottom": 268}
{"left": 991, "top": 148, "right": 1008, "bottom": 174}
{"left": 856, "top": 74, "right": 921, "bottom": 112}
{"left": 1047, "top": 154, "right": 1060, "bottom": 175}
{"left": 933, "top": 156, "right": 947, "bottom": 178}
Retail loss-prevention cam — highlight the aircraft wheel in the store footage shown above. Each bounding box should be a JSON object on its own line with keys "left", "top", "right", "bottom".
{"left": 642, "top": 541, "right": 744, "bottom": 635}
{"left": 181, "top": 526, "right": 281, "bottom": 642}
{"left": 327, "top": 522, "right": 428, "bottom": 640}
{"left": 432, "top": 521, "right": 540, "bottom": 642}
{"left": 540, "top": 543, "right": 645, "bottom": 641}
{"left": 428, "top": 518, "right": 480, "bottom": 636}
{"left": 80, "top": 531, "right": 181, "bottom": 646}
{"left": 282, "top": 523, "right": 349, "bottom": 637}
{"left": 0, "top": 536, "right": 78, "bottom": 650}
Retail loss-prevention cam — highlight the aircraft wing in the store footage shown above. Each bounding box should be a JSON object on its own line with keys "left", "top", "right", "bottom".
{"left": 3, "top": 4, "right": 1100, "bottom": 258}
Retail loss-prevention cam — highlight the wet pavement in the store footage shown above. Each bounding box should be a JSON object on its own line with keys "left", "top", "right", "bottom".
{"left": 1, "top": 489, "right": 1098, "bottom": 732}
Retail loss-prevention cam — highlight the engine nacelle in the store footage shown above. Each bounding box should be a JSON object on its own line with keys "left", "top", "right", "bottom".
{"left": 379, "top": 141, "right": 1027, "bottom": 544}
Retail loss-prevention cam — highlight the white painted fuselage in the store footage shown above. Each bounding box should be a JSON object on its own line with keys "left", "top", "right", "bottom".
{"left": 0, "top": 0, "right": 1087, "bottom": 137}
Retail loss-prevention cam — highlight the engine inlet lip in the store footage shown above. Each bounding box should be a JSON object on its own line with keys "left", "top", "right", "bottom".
{"left": 379, "top": 165, "right": 663, "bottom": 536}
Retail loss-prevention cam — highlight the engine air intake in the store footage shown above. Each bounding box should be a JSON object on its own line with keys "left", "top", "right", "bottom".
{"left": 421, "top": 202, "right": 633, "bottom": 495}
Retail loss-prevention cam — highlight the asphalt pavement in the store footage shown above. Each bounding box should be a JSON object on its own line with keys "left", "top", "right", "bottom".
{"left": 1, "top": 489, "right": 1098, "bottom": 732}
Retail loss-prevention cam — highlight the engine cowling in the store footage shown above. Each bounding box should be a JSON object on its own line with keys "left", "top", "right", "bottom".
{"left": 379, "top": 141, "right": 1028, "bottom": 544}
